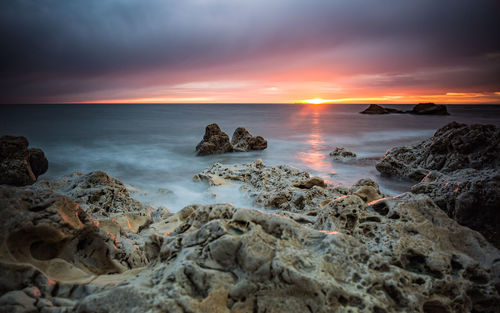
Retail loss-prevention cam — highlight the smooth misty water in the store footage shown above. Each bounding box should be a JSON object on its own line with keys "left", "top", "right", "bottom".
{"left": 1, "top": 103, "right": 499, "bottom": 211}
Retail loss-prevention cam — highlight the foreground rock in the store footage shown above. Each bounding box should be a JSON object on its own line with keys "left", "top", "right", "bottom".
{"left": 0, "top": 135, "right": 48, "bottom": 186}
{"left": 2, "top": 161, "right": 500, "bottom": 312}
{"left": 376, "top": 122, "right": 500, "bottom": 247}
{"left": 195, "top": 124, "right": 233, "bottom": 156}
{"left": 329, "top": 147, "right": 357, "bottom": 160}
{"left": 360, "top": 103, "right": 448, "bottom": 115}
{"left": 231, "top": 127, "right": 267, "bottom": 152}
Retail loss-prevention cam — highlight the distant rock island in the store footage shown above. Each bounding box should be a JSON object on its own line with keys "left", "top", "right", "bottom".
{"left": 360, "top": 103, "right": 449, "bottom": 115}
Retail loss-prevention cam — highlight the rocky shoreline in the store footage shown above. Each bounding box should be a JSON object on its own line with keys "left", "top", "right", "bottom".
{"left": 1, "top": 123, "right": 499, "bottom": 313}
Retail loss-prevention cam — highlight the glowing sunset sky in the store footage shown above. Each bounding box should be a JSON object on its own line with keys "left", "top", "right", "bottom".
{"left": 1, "top": 0, "right": 500, "bottom": 104}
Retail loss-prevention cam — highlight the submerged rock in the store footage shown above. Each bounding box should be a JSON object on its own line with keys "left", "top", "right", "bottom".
{"left": 231, "top": 127, "right": 267, "bottom": 152}
{"left": 376, "top": 122, "right": 500, "bottom": 247}
{"left": 0, "top": 135, "right": 48, "bottom": 186}
{"left": 410, "top": 103, "right": 449, "bottom": 115}
{"left": 195, "top": 123, "right": 233, "bottom": 156}
{"left": 329, "top": 147, "right": 357, "bottom": 160}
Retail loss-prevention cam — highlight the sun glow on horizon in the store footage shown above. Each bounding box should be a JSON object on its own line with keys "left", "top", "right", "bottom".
{"left": 301, "top": 98, "right": 332, "bottom": 104}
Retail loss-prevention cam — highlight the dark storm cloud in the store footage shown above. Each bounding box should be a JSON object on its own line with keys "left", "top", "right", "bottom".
{"left": 1, "top": 0, "right": 499, "bottom": 102}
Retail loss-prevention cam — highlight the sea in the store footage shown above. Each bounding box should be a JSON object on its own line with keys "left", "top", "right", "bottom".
{"left": 1, "top": 103, "right": 499, "bottom": 212}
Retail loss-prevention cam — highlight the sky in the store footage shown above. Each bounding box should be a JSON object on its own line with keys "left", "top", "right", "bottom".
{"left": 1, "top": 0, "right": 500, "bottom": 104}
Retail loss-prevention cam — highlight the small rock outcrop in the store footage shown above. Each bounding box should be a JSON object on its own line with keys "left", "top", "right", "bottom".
{"left": 410, "top": 102, "right": 449, "bottom": 115}
{"left": 0, "top": 135, "right": 48, "bottom": 186}
{"left": 196, "top": 124, "right": 267, "bottom": 155}
{"left": 195, "top": 124, "right": 233, "bottom": 156}
{"left": 360, "top": 104, "right": 391, "bottom": 114}
{"left": 329, "top": 147, "right": 357, "bottom": 160}
{"left": 376, "top": 122, "right": 500, "bottom": 246}
{"left": 231, "top": 127, "right": 267, "bottom": 152}
{"left": 360, "top": 103, "right": 449, "bottom": 115}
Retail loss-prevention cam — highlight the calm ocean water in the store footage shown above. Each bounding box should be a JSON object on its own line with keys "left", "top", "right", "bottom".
{"left": 1, "top": 103, "right": 499, "bottom": 211}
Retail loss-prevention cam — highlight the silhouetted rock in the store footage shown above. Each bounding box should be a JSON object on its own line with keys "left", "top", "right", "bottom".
{"left": 28, "top": 148, "right": 48, "bottom": 177}
{"left": 360, "top": 104, "right": 389, "bottom": 114}
{"left": 376, "top": 122, "right": 500, "bottom": 247}
{"left": 231, "top": 127, "right": 267, "bottom": 152}
{"left": 410, "top": 103, "right": 449, "bottom": 115}
{"left": 195, "top": 124, "right": 233, "bottom": 156}
{"left": 329, "top": 147, "right": 357, "bottom": 160}
{"left": 0, "top": 136, "right": 48, "bottom": 186}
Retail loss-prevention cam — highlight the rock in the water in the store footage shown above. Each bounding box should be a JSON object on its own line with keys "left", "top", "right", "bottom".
{"left": 376, "top": 122, "right": 500, "bottom": 247}
{"left": 329, "top": 147, "right": 357, "bottom": 160}
{"left": 360, "top": 103, "right": 448, "bottom": 115}
{"left": 360, "top": 104, "right": 390, "bottom": 114}
{"left": 231, "top": 127, "right": 267, "bottom": 152}
{"left": 410, "top": 102, "right": 449, "bottom": 115}
{"left": 0, "top": 136, "right": 48, "bottom": 186}
{"left": 195, "top": 123, "right": 233, "bottom": 156}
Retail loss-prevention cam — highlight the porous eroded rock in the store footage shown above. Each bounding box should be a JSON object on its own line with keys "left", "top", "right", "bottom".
{"left": 231, "top": 127, "right": 267, "bottom": 152}
{"left": 376, "top": 122, "right": 499, "bottom": 179}
{"left": 330, "top": 147, "right": 357, "bottom": 160}
{"left": 410, "top": 103, "right": 449, "bottom": 115}
{"left": 36, "top": 171, "right": 147, "bottom": 219}
{"left": 77, "top": 199, "right": 500, "bottom": 313}
{"left": 0, "top": 135, "right": 48, "bottom": 186}
{"left": 376, "top": 122, "right": 500, "bottom": 247}
{"left": 196, "top": 123, "right": 233, "bottom": 156}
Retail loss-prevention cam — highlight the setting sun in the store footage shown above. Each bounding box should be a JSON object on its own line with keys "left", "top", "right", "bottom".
{"left": 301, "top": 98, "right": 331, "bottom": 105}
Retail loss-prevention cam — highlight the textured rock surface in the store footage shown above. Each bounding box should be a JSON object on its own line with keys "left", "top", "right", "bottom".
{"left": 376, "top": 122, "right": 500, "bottom": 247}
{"left": 2, "top": 160, "right": 499, "bottom": 312}
{"left": 231, "top": 127, "right": 267, "bottom": 152}
{"left": 196, "top": 124, "right": 233, "bottom": 156}
{"left": 330, "top": 147, "right": 357, "bottom": 160}
{"left": 0, "top": 136, "right": 48, "bottom": 186}
{"left": 410, "top": 103, "right": 449, "bottom": 115}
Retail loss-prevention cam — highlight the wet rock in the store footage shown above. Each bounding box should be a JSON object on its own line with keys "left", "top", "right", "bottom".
{"left": 0, "top": 290, "right": 37, "bottom": 313}
{"left": 410, "top": 103, "right": 449, "bottom": 115}
{"left": 293, "top": 176, "right": 326, "bottom": 189}
{"left": 330, "top": 147, "right": 357, "bottom": 160}
{"left": 195, "top": 123, "right": 233, "bottom": 156}
{"left": 231, "top": 127, "right": 267, "bottom": 152}
{"left": 0, "top": 136, "right": 48, "bottom": 186}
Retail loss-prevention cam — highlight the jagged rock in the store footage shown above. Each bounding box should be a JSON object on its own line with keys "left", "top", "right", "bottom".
{"left": 76, "top": 198, "right": 500, "bottom": 313}
{"left": 376, "top": 122, "right": 499, "bottom": 179}
{"left": 195, "top": 159, "right": 357, "bottom": 212}
{"left": 329, "top": 147, "right": 357, "bottom": 160}
{"left": 231, "top": 127, "right": 267, "bottom": 152}
{"left": 376, "top": 122, "right": 500, "bottom": 247}
{"left": 411, "top": 169, "right": 500, "bottom": 247}
{"left": 0, "top": 136, "right": 48, "bottom": 186}
{"left": 410, "top": 103, "right": 449, "bottom": 115}
{"left": 36, "top": 171, "right": 147, "bottom": 219}
{"left": 195, "top": 124, "right": 233, "bottom": 156}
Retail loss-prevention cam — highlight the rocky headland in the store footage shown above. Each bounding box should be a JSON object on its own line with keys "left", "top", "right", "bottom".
{"left": 360, "top": 103, "right": 449, "bottom": 115}
{"left": 196, "top": 124, "right": 267, "bottom": 156}
{"left": 1, "top": 125, "right": 499, "bottom": 313}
